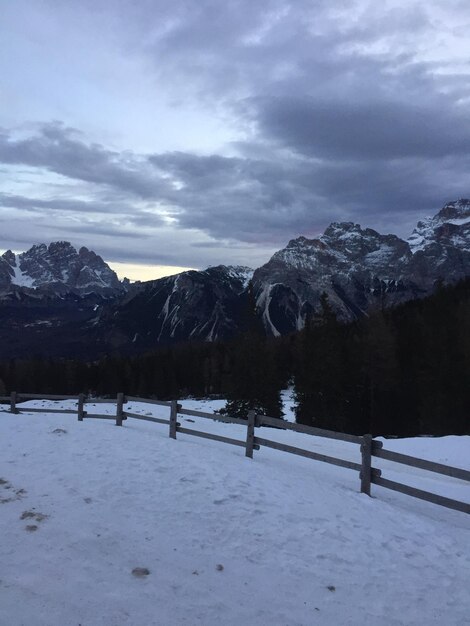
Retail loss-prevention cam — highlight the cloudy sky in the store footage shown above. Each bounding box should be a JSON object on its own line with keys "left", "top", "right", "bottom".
{"left": 1, "top": 1, "right": 470, "bottom": 279}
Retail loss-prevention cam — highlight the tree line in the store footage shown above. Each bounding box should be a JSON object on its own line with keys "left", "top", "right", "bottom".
{"left": 1, "top": 278, "right": 469, "bottom": 437}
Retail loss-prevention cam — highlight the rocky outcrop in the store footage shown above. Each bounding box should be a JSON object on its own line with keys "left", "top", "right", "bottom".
{"left": 0, "top": 241, "right": 123, "bottom": 296}
{"left": 97, "top": 265, "right": 254, "bottom": 351}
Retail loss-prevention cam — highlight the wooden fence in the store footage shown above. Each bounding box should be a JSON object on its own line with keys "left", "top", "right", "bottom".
{"left": 1, "top": 391, "right": 469, "bottom": 515}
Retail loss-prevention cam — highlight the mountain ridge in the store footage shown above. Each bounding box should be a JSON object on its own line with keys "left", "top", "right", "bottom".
{"left": 1, "top": 199, "right": 469, "bottom": 357}
{"left": 252, "top": 199, "right": 470, "bottom": 335}
{"left": 0, "top": 241, "right": 124, "bottom": 296}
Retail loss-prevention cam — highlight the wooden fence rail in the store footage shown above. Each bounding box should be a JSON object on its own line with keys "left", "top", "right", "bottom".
{"left": 1, "top": 391, "right": 468, "bottom": 515}
{"left": 253, "top": 436, "right": 363, "bottom": 472}
{"left": 372, "top": 447, "right": 470, "bottom": 482}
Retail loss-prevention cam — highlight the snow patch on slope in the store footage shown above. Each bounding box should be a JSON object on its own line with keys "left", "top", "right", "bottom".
{"left": 256, "top": 283, "right": 281, "bottom": 336}
{"left": 225, "top": 266, "right": 254, "bottom": 288}
{"left": 11, "top": 263, "right": 36, "bottom": 288}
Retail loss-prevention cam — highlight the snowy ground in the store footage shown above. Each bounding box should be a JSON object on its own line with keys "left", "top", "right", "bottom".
{"left": 0, "top": 396, "right": 469, "bottom": 626}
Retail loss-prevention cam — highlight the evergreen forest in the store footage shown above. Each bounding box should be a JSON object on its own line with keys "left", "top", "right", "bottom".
{"left": 1, "top": 278, "right": 469, "bottom": 437}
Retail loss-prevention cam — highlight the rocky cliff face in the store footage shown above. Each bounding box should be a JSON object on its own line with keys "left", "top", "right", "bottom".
{"left": 96, "top": 265, "right": 254, "bottom": 352}
{"left": 0, "top": 241, "right": 122, "bottom": 296}
{"left": 406, "top": 199, "right": 470, "bottom": 289}
{"left": 253, "top": 225, "right": 414, "bottom": 334}
{"left": 252, "top": 200, "right": 470, "bottom": 335}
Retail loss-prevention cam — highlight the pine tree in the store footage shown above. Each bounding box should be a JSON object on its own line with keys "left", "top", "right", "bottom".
{"left": 224, "top": 283, "right": 283, "bottom": 419}
{"left": 294, "top": 292, "right": 350, "bottom": 431}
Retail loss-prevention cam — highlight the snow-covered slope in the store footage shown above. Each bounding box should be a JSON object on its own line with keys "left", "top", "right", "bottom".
{"left": 0, "top": 398, "right": 468, "bottom": 626}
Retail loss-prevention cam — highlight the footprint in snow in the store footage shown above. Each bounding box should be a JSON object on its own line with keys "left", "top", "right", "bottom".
{"left": 25, "top": 525, "right": 38, "bottom": 532}
{"left": 132, "top": 567, "right": 150, "bottom": 578}
{"left": 20, "top": 511, "right": 48, "bottom": 527}
{"left": 1, "top": 480, "right": 27, "bottom": 504}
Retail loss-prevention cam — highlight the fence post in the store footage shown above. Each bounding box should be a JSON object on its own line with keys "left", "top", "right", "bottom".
{"left": 10, "top": 391, "right": 18, "bottom": 414}
{"left": 245, "top": 410, "right": 256, "bottom": 458}
{"left": 116, "top": 393, "right": 124, "bottom": 426}
{"left": 169, "top": 399, "right": 179, "bottom": 439}
{"left": 360, "top": 434, "right": 373, "bottom": 496}
{"left": 77, "top": 393, "right": 85, "bottom": 421}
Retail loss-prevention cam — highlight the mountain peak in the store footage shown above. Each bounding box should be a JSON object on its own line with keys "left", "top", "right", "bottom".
{"left": 29, "top": 243, "right": 47, "bottom": 254}
{"left": 408, "top": 199, "right": 470, "bottom": 252}
{"left": 204, "top": 265, "right": 254, "bottom": 290}
{"left": 323, "top": 221, "right": 366, "bottom": 241}
{"left": 437, "top": 198, "right": 470, "bottom": 222}
{"left": 0, "top": 241, "right": 123, "bottom": 295}
{"left": 48, "top": 240, "right": 75, "bottom": 251}
{"left": 285, "top": 235, "right": 321, "bottom": 248}
{"left": 2, "top": 250, "right": 16, "bottom": 266}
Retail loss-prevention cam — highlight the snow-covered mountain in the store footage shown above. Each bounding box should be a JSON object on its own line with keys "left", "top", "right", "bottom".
{"left": 81, "top": 199, "right": 470, "bottom": 350}
{"left": 408, "top": 199, "right": 470, "bottom": 253}
{"left": 0, "top": 199, "right": 469, "bottom": 358}
{"left": 253, "top": 225, "right": 414, "bottom": 333}
{"left": 0, "top": 241, "right": 123, "bottom": 296}
{"left": 253, "top": 200, "right": 470, "bottom": 335}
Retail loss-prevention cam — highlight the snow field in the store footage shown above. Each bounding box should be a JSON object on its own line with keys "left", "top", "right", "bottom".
{"left": 0, "top": 398, "right": 469, "bottom": 626}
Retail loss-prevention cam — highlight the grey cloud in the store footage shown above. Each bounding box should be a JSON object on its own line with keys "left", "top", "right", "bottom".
{"left": 252, "top": 97, "right": 470, "bottom": 160}
{"left": 0, "top": 192, "right": 153, "bottom": 220}
{"left": 149, "top": 151, "right": 321, "bottom": 242}
{"left": 2, "top": 1, "right": 470, "bottom": 268}
{"left": 2, "top": 120, "right": 470, "bottom": 252}
{"left": 44, "top": 221, "right": 154, "bottom": 241}
{"left": 28, "top": 222, "right": 267, "bottom": 269}
{"left": 0, "top": 122, "right": 170, "bottom": 199}
{"left": 148, "top": 148, "right": 470, "bottom": 241}
{"left": 134, "top": 0, "right": 466, "bottom": 107}
{"left": 190, "top": 241, "right": 226, "bottom": 249}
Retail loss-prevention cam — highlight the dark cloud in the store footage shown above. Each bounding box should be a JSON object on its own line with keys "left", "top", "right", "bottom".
{"left": 2, "top": 2, "right": 470, "bottom": 269}
{"left": 2, "top": 120, "right": 470, "bottom": 255}
{"left": 253, "top": 97, "right": 470, "bottom": 160}
{"left": 44, "top": 220, "right": 151, "bottom": 241}
{"left": 149, "top": 151, "right": 322, "bottom": 242}
{"left": 0, "top": 192, "right": 149, "bottom": 219}
{"left": 0, "top": 122, "right": 170, "bottom": 199}
{"left": 134, "top": 0, "right": 470, "bottom": 108}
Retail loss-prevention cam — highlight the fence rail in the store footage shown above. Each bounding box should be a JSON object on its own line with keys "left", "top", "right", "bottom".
{"left": 1, "top": 391, "right": 468, "bottom": 515}
{"left": 253, "top": 436, "right": 363, "bottom": 472}
{"left": 259, "top": 414, "right": 363, "bottom": 444}
{"left": 372, "top": 447, "right": 470, "bottom": 482}
{"left": 371, "top": 475, "right": 470, "bottom": 514}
